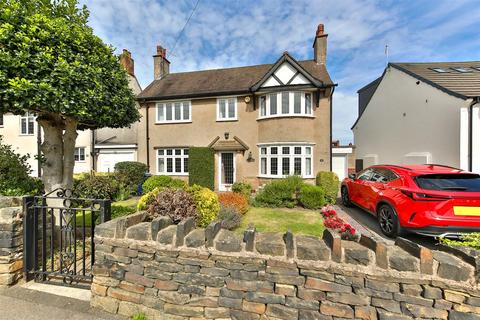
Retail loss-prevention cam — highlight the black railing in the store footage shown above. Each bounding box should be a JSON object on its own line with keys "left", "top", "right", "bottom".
{"left": 23, "top": 188, "right": 111, "bottom": 287}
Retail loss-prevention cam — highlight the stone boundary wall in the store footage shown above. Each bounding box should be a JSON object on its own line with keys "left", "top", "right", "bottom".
{"left": 92, "top": 212, "right": 480, "bottom": 319}
{"left": 0, "top": 197, "right": 23, "bottom": 286}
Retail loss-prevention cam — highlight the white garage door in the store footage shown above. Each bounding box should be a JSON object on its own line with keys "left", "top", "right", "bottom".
{"left": 97, "top": 152, "right": 135, "bottom": 173}
{"left": 332, "top": 155, "right": 347, "bottom": 181}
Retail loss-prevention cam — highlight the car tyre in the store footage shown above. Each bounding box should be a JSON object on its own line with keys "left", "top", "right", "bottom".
{"left": 377, "top": 203, "right": 402, "bottom": 238}
{"left": 341, "top": 186, "right": 353, "bottom": 207}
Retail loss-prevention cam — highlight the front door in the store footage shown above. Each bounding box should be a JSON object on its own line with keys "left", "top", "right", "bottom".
{"left": 219, "top": 152, "right": 235, "bottom": 191}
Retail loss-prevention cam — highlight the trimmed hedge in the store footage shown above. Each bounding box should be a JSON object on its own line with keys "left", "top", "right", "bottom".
{"left": 188, "top": 147, "right": 215, "bottom": 190}
{"left": 253, "top": 176, "right": 303, "bottom": 208}
{"left": 114, "top": 161, "right": 148, "bottom": 191}
{"left": 299, "top": 184, "right": 325, "bottom": 209}
{"left": 315, "top": 171, "right": 340, "bottom": 204}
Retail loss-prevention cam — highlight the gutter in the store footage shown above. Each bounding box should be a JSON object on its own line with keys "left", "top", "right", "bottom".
{"left": 330, "top": 85, "right": 336, "bottom": 172}
{"left": 140, "top": 99, "right": 151, "bottom": 172}
{"left": 468, "top": 97, "right": 480, "bottom": 171}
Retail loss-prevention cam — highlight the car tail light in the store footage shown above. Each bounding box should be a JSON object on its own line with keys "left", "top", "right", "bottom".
{"left": 400, "top": 189, "right": 450, "bottom": 201}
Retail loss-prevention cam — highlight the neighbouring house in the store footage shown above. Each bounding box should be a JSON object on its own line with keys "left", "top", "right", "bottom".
{"left": 352, "top": 62, "right": 480, "bottom": 173}
{"left": 331, "top": 140, "right": 355, "bottom": 181}
{"left": 0, "top": 49, "right": 142, "bottom": 176}
{"left": 137, "top": 24, "right": 336, "bottom": 191}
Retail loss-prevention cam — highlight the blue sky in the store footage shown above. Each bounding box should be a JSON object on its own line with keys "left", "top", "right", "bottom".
{"left": 81, "top": 0, "right": 480, "bottom": 144}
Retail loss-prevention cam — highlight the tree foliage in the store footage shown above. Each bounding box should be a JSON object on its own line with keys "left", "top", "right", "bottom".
{"left": 0, "top": 0, "right": 140, "bottom": 192}
{"left": 0, "top": 0, "right": 139, "bottom": 128}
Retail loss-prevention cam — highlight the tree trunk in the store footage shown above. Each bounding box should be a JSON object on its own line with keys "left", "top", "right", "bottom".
{"left": 62, "top": 118, "right": 78, "bottom": 190}
{"left": 38, "top": 116, "right": 64, "bottom": 193}
{"left": 38, "top": 114, "right": 79, "bottom": 194}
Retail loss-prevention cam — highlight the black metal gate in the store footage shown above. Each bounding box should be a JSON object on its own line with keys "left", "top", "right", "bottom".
{"left": 23, "top": 188, "right": 111, "bottom": 287}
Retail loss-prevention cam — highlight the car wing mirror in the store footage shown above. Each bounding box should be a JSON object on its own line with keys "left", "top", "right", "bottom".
{"left": 348, "top": 173, "right": 357, "bottom": 180}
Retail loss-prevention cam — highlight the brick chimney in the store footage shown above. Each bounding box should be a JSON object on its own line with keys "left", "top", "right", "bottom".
{"left": 313, "top": 23, "right": 328, "bottom": 65}
{"left": 119, "top": 49, "right": 135, "bottom": 76}
{"left": 153, "top": 45, "right": 170, "bottom": 80}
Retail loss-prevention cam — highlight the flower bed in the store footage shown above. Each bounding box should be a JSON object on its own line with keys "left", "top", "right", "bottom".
{"left": 320, "top": 205, "right": 358, "bottom": 240}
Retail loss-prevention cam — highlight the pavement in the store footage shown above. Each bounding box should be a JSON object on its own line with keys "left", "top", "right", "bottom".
{"left": 335, "top": 202, "right": 439, "bottom": 249}
{"left": 0, "top": 283, "right": 124, "bottom": 320}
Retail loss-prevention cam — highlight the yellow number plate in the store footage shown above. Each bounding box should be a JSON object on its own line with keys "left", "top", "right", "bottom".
{"left": 453, "top": 206, "right": 480, "bottom": 216}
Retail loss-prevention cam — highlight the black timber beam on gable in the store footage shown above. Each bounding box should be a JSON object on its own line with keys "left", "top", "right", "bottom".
{"left": 250, "top": 52, "right": 324, "bottom": 92}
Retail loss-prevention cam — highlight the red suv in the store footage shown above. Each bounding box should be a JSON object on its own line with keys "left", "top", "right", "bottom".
{"left": 341, "top": 164, "right": 480, "bottom": 237}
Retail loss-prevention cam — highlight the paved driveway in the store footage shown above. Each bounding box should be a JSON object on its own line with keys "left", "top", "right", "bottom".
{"left": 335, "top": 202, "right": 439, "bottom": 249}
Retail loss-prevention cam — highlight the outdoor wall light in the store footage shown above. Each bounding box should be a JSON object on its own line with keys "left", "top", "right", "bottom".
{"left": 224, "top": 132, "right": 230, "bottom": 140}
{"left": 247, "top": 151, "right": 254, "bottom": 162}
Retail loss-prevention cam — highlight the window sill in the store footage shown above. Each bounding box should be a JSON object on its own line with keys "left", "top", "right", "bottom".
{"left": 155, "top": 121, "right": 192, "bottom": 125}
{"left": 19, "top": 134, "right": 35, "bottom": 136}
{"left": 216, "top": 118, "right": 238, "bottom": 122}
{"left": 257, "top": 115, "right": 315, "bottom": 121}
{"left": 75, "top": 161, "right": 87, "bottom": 163}
{"left": 156, "top": 173, "right": 189, "bottom": 176}
{"left": 258, "top": 175, "right": 314, "bottom": 179}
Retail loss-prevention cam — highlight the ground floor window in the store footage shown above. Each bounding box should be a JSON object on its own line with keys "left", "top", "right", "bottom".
{"left": 259, "top": 144, "right": 313, "bottom": 178}
{"left": 74, "top": 147, "right": 86, "bottom": 162}
{"left": 157, "top": 148, "right": 189, "bottom": 175}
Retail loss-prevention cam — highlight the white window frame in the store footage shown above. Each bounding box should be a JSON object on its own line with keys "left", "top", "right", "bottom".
{"left": 156, "top": 148, "right": 189, "bottom": 175}
{"left": 258, "top": 91, "right": 314, "bottom": 119}
{"left": 155, "top": 100, "right": 192, "bottom": 124}
{"left": 20, "top": 112, "right": 35, "bottom": 135}
{"left": 74, "top": 147, "right": 86, "bottom": 162}
{"left": 216, "top": 96, "right": 238, "bottom": 121}
{"left": 258, "top": 143, "right": 314, "bottom": 178}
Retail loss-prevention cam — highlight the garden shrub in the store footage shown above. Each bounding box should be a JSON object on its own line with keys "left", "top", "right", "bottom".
{"left": 440, "top": 233, "right": 480, "bottom": 250}
{"left": 299, "top": 184, "right": 325, "bottom": 209}
{"left": 114, "top": 161, "right": 148, "bottom": 193}
{"left": 187, "top": 184, "right": 220, "bottom": 227}
{"left": 0, "top": 136, "right": 42, "bottom": 196}
{"left": 142, "top": 175, "right": 186, "bottom": 194}
{"left": 137, "top": 187, "right": 163, "bottom": 211}
{"left": 147, "top": 188, "right": 197, "bottom": 223}
{"left": 188, "top": 147, "right": 214, "bottom": 190}
{"left": 217, "top": 206, "right": 242, "bottom": 230}
{"left": 253, "top": 176, "right": 304, "bottom": 208}
{"left": 73, "top": 173, "right": 120, "bottom": 200}
{"left": 232, "top": 181, "right": 252, "bottom": 198}
{"left": 316, "top": 171, "right": 339, "bottom": 204}
{"left": 218, "top": 192, "right": 249, "bottom": 214}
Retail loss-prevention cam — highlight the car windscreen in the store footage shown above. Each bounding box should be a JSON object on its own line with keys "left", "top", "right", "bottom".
{"left": 415, "top": 174, "right": 480, "bottom": 192}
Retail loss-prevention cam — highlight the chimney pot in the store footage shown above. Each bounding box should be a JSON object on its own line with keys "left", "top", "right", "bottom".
{"left": 316, "top": 24, "right": 325, "bottom": 36}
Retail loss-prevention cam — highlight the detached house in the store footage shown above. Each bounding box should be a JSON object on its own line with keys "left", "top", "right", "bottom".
{"left": 353, "top": 62, "right": 480, "bottom": 172}
{"left": 137, "top": 24, "right": 335, "bottom": 190}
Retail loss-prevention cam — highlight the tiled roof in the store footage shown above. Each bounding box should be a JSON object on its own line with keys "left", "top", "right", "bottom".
{"left": 138, "top": 60, "right": 333, "bottom": 101}
{"left": 390, "top": 62, "right": 480, "bottom": 99}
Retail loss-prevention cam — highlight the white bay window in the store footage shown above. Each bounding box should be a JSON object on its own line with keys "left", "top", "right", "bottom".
{"left": 157, "top": 148, "right": 189, "bottom": 175}
{"left": 259, "top": 144, "right": 313, "bottom": 178}
{"left": 258, "top": 91, "right": 313, "bottom": 118}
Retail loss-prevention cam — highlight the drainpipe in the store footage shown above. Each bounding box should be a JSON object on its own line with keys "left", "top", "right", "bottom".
{"left": 91, "top": 129, "right": 96, "bottom": 171}
{"left": 143, "top": 100, "right": 150, "bottom": 172}
{"left": 329, "top": 86, "right": 335, "bottom": 172}
{"left": 468, "top": 97, "right": 480, "bottom": 172}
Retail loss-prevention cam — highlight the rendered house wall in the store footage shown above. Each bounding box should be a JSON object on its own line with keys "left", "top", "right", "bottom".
{"left": 353, "top": 67, "right": 469, "bottom": 169}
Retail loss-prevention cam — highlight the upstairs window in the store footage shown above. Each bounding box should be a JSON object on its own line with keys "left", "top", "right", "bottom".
{"left": 259, "top": 92, "right": 313, "bottom": 118}
{"left": 20, "top": 112, "right": 35, "bottom": 135}
{"left": 217, "top": 97, "right": 237, "bottom": 121}
{"left": 74, "top": 147, "right": 86, "bottom": 162}
{"left": 156, "top": 101, "right": 191, "bottom": 123}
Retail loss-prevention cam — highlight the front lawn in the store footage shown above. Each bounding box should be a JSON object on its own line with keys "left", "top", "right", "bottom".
{"left": 75, "top": 196, "right": 140, "bottom": 227}
{"left": 236, "top": 207, "right": 324, "bottom": 237}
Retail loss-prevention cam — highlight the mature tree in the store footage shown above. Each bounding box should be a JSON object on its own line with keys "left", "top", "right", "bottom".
{"left": 0, "top": 0, "right": 139, "bottom": 193}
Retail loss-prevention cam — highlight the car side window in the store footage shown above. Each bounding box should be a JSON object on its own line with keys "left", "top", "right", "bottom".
{"left": 371, "top": 168, "right": 398, "bottom": 183}
{"left": 357, "top": 169, "right": 373, "bottom": 181}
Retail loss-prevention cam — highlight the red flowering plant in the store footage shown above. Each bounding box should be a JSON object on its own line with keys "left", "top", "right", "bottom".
{"left": 320, "top": 206, "right": 359, "bottom": 241}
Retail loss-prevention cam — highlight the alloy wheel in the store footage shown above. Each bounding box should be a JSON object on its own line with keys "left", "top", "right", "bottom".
{"left": 379, "top": 206, "right": 394, "bottom": 234}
